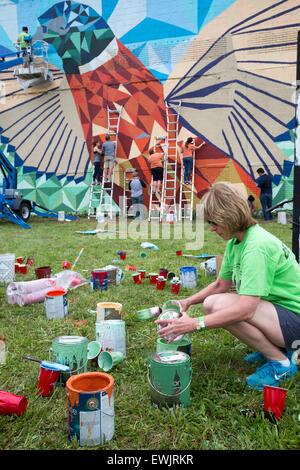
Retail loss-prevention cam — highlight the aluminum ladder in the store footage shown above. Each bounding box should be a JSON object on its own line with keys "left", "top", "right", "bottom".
{"left": 179, "top": 150, "right": 195, "bottom": 221}
{"left": 98, "top": 105, "right": 123, "bottom": 220}
{"left": 160, "top": 100, "right": 181, "bottom": 222}
{"left": 123, "top": 169, "right": 135, "bottom": 217}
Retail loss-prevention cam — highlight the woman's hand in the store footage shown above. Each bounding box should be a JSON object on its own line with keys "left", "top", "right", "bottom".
{"left": 155, "top": 312, "right": 197, "bottom": 343}
{"left": 178, "top": 298, "right": 190, "bottom": 312}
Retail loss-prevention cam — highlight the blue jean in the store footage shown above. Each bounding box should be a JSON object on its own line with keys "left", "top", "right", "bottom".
{"left": 183, "top": 157, "right": 193, "bottom": 182}
{"left": 260, "top": 192, "right": 273, "bottom": 220}
{"left": 131, "top": 195, "right": 145, "bottom": 219}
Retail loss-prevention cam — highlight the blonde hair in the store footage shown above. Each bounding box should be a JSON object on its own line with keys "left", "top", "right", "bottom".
{"left": 201, "top": 182, "right": 257, "bottom": 235}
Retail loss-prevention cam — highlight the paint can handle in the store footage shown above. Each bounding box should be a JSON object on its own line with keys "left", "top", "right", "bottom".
{"left": 147, "top": 365, "right": 192, "bottom": 397}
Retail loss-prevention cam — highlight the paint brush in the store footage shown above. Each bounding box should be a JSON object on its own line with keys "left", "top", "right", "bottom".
{"left": 71, "top": 248, "right": 84, "bottom": 270}
{"left": 22, "top": 355, "right": 42, "bottom": 363}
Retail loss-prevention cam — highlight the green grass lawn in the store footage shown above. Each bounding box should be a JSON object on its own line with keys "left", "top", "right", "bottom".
{"left": 0, "top": 215, "right": 299, "bottom": 451}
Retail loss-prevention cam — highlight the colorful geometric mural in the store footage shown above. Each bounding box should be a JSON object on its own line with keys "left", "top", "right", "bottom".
{"left": 0, "top": 0, "right": 298, "bottom": 213}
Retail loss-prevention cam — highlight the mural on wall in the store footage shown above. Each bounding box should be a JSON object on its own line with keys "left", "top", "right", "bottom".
{"left": 0, "top": 0, "right": 298, "bottom": 213}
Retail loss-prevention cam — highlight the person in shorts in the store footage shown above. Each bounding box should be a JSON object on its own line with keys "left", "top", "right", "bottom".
{"left": 156, "top": 182, "right": 300, "bottom": 390}
{"left": 102, "top": 134, "right": 116, "bottom": 182}
{"left": 148, "top": 147, "right": 164, "bottom": 194}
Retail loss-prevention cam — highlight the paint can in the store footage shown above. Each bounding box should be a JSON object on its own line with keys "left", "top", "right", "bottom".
{"left": 162, "top": 299, "right": 182, "bottom": 313}
{"left": 148, "top": 351, "right": 192, "bottom": 409}
{"left": 156, "top": 337, "right": 191, "bottom": 357}
{"left": 180, "top": 266, "right": 197, "bottom": 288}
{"left": 66, "top": 372, "right": 114, "bottom": 447}
{"left": 96, "top": 302, "right": 122, "bottom": 321}
{"left": 95, "top": 320, "right": 126, "bottom": 358}
{"left": 50, "top": 336, "right": 89, "bottom": 385}
{"left": 35, "top": 266, "right": 52, "bottom": 279}
{"left": 90, "top": 270, "right": 108, "bottom": 291}
{"left": 45, "top": 289, "right": 68, "bottom": 319}
{"left": 157, "top": 310, "right": 184, "bottom": 343}
{"left": 58, "top": 211, "right": 65, "bottom": 222}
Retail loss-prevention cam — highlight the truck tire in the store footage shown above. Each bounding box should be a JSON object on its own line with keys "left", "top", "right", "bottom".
{"left": 17, "top": 201, "right": 31, "bottom": 222}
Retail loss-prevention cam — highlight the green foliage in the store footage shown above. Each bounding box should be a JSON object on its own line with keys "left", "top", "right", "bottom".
{"left": 0, "top": 217, "right": 299, "bottom": 450}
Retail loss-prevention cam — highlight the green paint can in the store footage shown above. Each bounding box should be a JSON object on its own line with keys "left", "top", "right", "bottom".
{"left": 148, "top": 351, "right": 192, "bottom": 409}
{"left": 51, "top": 336, "right": 88, "bottom": 385}
{"left": 156, "top": 337, "right": 191, "bottom": 357}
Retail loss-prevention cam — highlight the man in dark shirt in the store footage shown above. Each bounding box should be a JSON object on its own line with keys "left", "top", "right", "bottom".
{"left": 256, "top": 168, "right": 273, "bottom": 221}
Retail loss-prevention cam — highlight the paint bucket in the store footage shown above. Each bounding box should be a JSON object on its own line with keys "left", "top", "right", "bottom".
{"left": 90, "top": 270, "right": 108, "bottom": 291}
{"left": 148, "top": 351, "right": 192, "bottom": 409}
{"left": 137, "top": 306, "right": 162, "bottom": 320}
{"left": 137, "top": 269, "right": 146, "bottom": 279}
{"left": 96, "top": 302, "right": 122, "bottom": 321}
{"left": 157, "top": 310, "right": 184, "bottom": 343}
{"left": 159, "top": 268, "right": 168, "bottom": 278}
{"left": 132, "top": 272, "right": 142, "bottom": 284}
{"left": 162, "top": 299, "right": 182, "bottom": 313}
{"left": 37, "top": 361, "right": 69, "bottom": 397}
{"left": 50, "top": 336, "right": 89, "bottom": 385}
{"left": 66, "top": 372, "right": 114, "bottom": 447}
{"left": 180, "top": 266, "right": 197, "bottom": 288}
{"left": 35, "top": 266, "right": 52, "bottom": 279}
{"left": 149, "top": 273, "right": 158, "bottom": 285}
{"left": 263, "top": 385, "right": 287, "bottom": 421}
{"left": 156, "top": 337, "right": 191, "bottom": 357}
{"left": 0, "top": 253, "right": 15, "bottom": 283}
{"left": 0, "top": 389, "right": 28, "bottom": 415}
{"left": 58, "top": 211, "right": 65, "bottom": 222}
{"left": 156, "top": 276, "right": 166, "bottom": 290}
{"left": 95, "top": 320, "right": 126, "bottom": 357}
{"left": 98, "top": 351, "right": 124, "bottom": 371}
{"left": 45, "top": 289, "right": 68, "bottom": 319}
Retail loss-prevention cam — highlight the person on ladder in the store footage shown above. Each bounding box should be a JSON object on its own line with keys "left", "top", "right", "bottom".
{"left": 92, "top": 141, "right": 103, "bottom": 185}
{"left": 181, "top": 137, "right": 205, "bottom": 184}
{"left": 16, "top": 26, "right": 32, "bottom": 68}
{"left": 102, "top": 134, "right": 116, "bottom": 182}
{"left": 148, "top": 143, "right": 165, "bottom": 196}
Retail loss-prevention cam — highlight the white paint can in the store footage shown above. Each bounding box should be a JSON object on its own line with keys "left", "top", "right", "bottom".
{"left": 45, "top": 289, "right": 68, "bottom": 319}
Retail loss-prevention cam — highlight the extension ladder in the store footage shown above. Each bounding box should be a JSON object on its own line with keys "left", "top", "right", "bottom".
{"left": 179, "top": 150, "right": 195, "bottom": 221}
{"left": 160, "top": 101, "right": 181, "bottom": 222}
{"left": 123, "top": 169, "right": 135, "bottom": 217}
{"left": 89, "top": 105, "right": 122, "bottom": 220}
{"left": 147, "top": 137, "right": 166, "bottom": 222}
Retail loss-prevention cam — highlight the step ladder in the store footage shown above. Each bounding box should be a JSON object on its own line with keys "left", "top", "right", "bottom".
{"left": 179, "top": 150, "right": 195, "bottom": 221}
{"left": 160, "top": 100, "right": 181, "bottom": 222}
{"left": 123, "top": 169, "right": 135, "bottom": 217}
{"left": 88, "top": 105, "right": 122, "bottom": 220}
{"left": 147, "top": 137, "right": 166, "bottom": 222}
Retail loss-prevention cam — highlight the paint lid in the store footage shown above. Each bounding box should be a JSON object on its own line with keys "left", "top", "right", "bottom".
{"left": 152, "top": 351, "right": 189, "bottom": 364}
{"left": 53, "top": 335, "right": 87, "bottom": 344}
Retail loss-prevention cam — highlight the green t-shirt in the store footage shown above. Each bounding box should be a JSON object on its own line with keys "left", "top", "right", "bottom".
{"left": 17, "top": 32, "right": 30, "bottom": 49}
{"left": 219, "top": 224, "right": 300, "bottom": 315}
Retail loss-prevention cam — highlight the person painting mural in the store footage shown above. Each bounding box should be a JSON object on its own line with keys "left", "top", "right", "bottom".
{"left": 92, "top": 141, "right": 102, "bottom": 185}
{"left": 16, "top": 26, "right": 32, "bottom": 68}
{"left": 181, "top": 137, "right": 205, "bottom": 184}
{"left": 256, "top": 168, "right": 273, "bottom": 221}
{"left": 148, "top": 143, "right": 165, "bottom": 195}
{"left": 156, "top": 182, "right": 299, "bottom": 390}
{"left": 102, "top": 134, "right": 116, "bottom": 182}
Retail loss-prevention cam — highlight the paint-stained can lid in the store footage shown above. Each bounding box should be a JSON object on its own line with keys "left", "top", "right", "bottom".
{"left": 53, "top": 335, "right": 88, "bottom": 344}
{"left": 152, "top": 351, "right": 190, "bottom": 364}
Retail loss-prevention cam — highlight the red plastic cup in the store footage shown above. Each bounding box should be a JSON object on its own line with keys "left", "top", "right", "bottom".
{"left": 149, "top": 273, "right": 158, "bottom": 285}
{"left": 159, "top": 269, "right": 168, "bottom": 278}
{"left": 263, "top": 385, "right": 287, "bottom": 421}
{"left": 37, "top": 365, "right": 61, "bottom": 397}
{"left": 171, "top": 282, "right": 181, "bottom": 294}
{"left": 138, "top": 269, "right": 146, "bottom": 279}
{"left": 132, "top": 273, "right": 142, "bottom": 284}
{"left": 176, "top": 251, "right": 182, "bottom": 256}
{"left": 15, "top": 263, "right": 20, "bottom": 273}
{"left": 0, "top": 389, "right": 28, "bottom": 415}
{"left": 119, "top": 252, "right": 126, "bottom": 260}
{"left": 156, "top": 277, "right": 166, "bottom": 290}
{"left": 17, "top": 257, "right": 24, "bottom": 263}
{"left": 19, "top": 264, "right": 27, "bottom": 274}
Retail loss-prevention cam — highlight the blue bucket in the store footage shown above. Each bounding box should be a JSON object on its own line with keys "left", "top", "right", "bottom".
{"left": 180, "top": 266, "right": 197, "bottom": 288}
